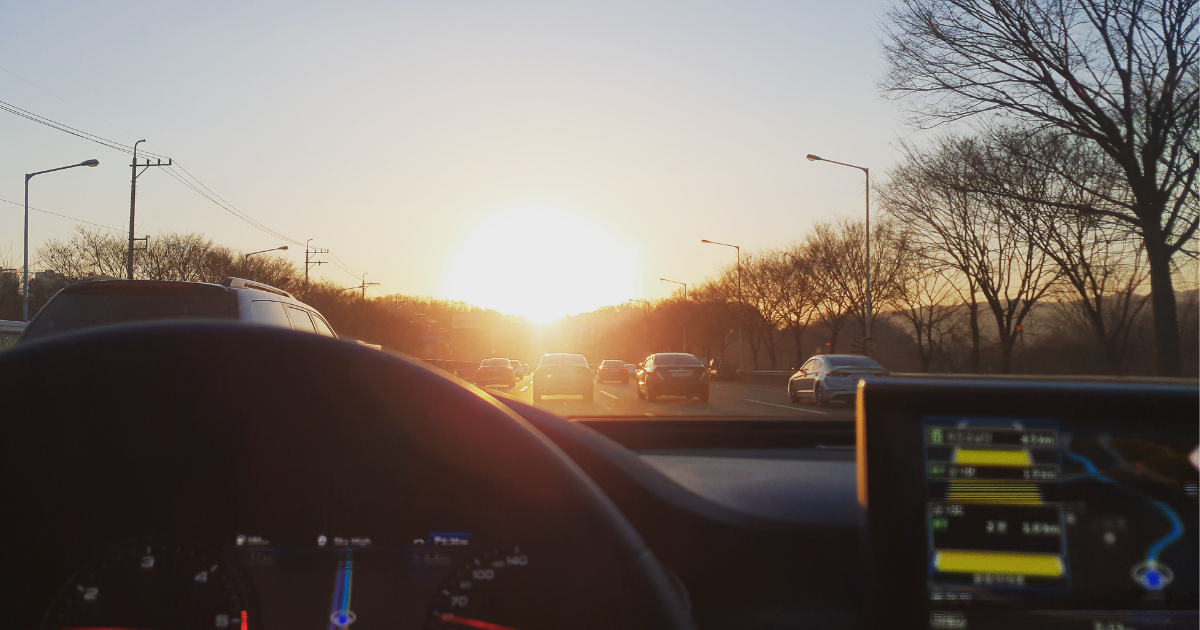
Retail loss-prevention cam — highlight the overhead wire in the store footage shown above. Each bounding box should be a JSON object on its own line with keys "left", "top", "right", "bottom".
{"left": 0, "top": 94, "right": 370, "bottom": 285}
{"left": 0, "top": 197, "right": 131, "bottom": 234}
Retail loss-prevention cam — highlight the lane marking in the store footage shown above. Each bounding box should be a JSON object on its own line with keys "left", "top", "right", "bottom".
{"left": 519, "top": 385, "right": 529, "bottom": 392}
{"left": 599, "top": 390, "right": 619, "bottom": 400}
{"left": 743, "top": 398, "right": 829, "bottom": 414}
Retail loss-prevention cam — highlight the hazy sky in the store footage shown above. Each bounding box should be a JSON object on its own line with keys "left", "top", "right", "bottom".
{"left": 0, "top": 1, "right": 906, "bottom": 320}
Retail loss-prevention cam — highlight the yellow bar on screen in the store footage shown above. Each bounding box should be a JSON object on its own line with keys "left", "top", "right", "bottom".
{"left": 934, "top": 550, "right": 1064, "bottom": 577}
{"left": 954, "top": 448, "right": 1032, "bottom": 466}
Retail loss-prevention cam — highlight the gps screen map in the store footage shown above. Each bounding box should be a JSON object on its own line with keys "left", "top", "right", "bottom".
{"left": 922, "top": 416, "right": 1197, "bottom": 629}
{"left": 859, "top": 380, "right": 1198, "bottom": 630}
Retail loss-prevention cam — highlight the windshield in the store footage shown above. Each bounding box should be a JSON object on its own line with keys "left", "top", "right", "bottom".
{"left": 538, "top": 354, "right": 588, "bottom": 367}
{"left": 825, "top": 356, "right": 884, "bottom": 369}
{"left": 652, "top": 354, "right": 703, "bottom": 366}
{"left": 2, "top": 1, "right": 1195, "bottom": 421}
{"left": 23, "top": 285, "right": 236, "bottom": 342}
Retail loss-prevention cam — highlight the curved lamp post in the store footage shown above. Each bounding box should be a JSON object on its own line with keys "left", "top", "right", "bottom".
{"left": 807, "top": 153, "right": 871, "bottom": 351}
{"left": 24, "top": 159, "right": 100, "bottom": 320}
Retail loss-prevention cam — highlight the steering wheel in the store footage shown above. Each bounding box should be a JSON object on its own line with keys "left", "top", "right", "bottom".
{"left": 0, "top": 323, "right": 694, "bottom": 630}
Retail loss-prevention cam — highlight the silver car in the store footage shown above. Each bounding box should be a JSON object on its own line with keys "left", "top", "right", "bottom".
{"left": 788, "top": 354, "right": 889, "bottom": 406}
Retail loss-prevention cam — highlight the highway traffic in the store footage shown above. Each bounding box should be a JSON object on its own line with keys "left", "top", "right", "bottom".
{"left": 492, "top": 374, "right": 855, "bottom": 419}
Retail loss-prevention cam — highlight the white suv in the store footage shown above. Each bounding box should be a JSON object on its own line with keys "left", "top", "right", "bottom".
{"left": 20, "top": 277, "right": 337, "bottom": 343}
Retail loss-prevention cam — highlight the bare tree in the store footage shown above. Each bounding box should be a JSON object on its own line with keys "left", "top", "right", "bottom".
{"left": 780, "top": 246, "right": 821, "bottom": 366}
{"left": 894, "top": 263, "right": 965, "bottom": 371}
{"left": 881, "top": 0, "right": 1199, "bottom": 375}
{"left": 739, "top": 252, "right": 792, "bottom": 368}
{"left": 880, "top": 137, "right": 1061, "bottom": 372}
{"left": 805, "top": 217, "right": 910, "bottom": 353}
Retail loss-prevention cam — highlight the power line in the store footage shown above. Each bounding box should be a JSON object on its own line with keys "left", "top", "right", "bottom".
{"left": 0, "top": 197, "right": 131, "bottom": 234}
{"left": 0, "top": 65, "right": 145, "bottom": 144}
{"left": 0, "top": 96, "right": 362, "bottom": 284}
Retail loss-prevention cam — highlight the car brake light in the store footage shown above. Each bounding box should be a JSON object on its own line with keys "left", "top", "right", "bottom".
{"left": 827, "top": 370, "right": 850, "bottom": 377}
{"left": 653, "top": 370, "right": 665, "bottom": 380}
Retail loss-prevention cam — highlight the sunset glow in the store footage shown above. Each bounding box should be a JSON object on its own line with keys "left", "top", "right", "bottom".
{"left": 440, "top": 208, "right": 639, "bottom": 323}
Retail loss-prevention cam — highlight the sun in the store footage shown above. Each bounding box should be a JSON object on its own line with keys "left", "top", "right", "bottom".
{"left": 440, "top": 208, "right": 639, "bottom": 323}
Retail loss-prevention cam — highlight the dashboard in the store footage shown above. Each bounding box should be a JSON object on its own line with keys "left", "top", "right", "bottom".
{"left": 1, "top": 323, "right": 1196, "bottom": 630}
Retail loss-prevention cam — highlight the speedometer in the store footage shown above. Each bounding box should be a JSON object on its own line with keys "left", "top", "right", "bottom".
{"left": 425, "top": 544, "right": 548, "bottom": 630}
{"left": 42, "top": 536, "right": 250, "bottom": 630}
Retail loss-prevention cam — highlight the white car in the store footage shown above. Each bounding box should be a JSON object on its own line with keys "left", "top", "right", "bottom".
{"left": 788, "top": 354, "right": 889, "bottom": 406}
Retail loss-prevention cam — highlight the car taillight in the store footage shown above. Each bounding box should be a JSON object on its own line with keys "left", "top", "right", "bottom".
{"left": 699, "top": 369, "right": 710, "bottom": 381}
{"left": 653, "top": 370, "right": 665, "bottom": 380}
{"left": 827, "top": 370, "right": 850, "bottom": 377}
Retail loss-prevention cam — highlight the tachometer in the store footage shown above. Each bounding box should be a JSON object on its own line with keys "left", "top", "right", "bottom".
{"left": 425, "top": 544, "right": 543, "bottom": 630}
{"left": 42, "top": 536, "right": 250, "bottom": 630}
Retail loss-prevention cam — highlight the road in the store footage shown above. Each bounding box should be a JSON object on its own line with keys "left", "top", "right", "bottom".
{"left": 486, "top": 376, "right": 855, "bottom": 419}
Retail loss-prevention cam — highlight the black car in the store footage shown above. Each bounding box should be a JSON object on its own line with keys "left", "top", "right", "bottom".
{"left": 707, "top": 357, "right": 735, "bottom": 381}
{"left": 596, "top": 359, "right": 629, "bottom": 383}
{"left": 636, "top": 352, "right": 710, "bottom": 402}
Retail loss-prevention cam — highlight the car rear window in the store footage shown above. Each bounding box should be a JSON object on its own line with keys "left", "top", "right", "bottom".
{"left": 539, "top": 354, "right": 588, "bottom": 367}
{"left": 653, "top": 353, "right": 703, "bottom": 366}
{"left": 481, "top": 358, "right": 510, "bottom": 367}
{"left": 23, "top": 283, "right": 237, "bottom": 342}
{"left": 825, "top": 355, "right": 884, "bottom": 368}
{"left": 600, "top": 360, "right": 624, "bottom": 367}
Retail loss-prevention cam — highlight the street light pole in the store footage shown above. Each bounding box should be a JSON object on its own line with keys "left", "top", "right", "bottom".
{"left": 245, "top": 245, "right": 289, "bottom": 261}
{"left": 701, "top": 239, "right": 743, "bottom": 370}
{"left": 807, "top": 154, "right": 871, "bottom": 352}
{"left": 23, "top": 159, "right": 100, "bottom": 320}
{"left": 659, "top": 277, "right": 688, "bottom": 352}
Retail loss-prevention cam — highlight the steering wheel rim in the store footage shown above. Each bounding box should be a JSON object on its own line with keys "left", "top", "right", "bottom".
{"left": 0, "top": 322, "right": 695, "bottom": 630}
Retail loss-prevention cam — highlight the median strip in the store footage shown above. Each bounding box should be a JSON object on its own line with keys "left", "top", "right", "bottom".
{"left": 743, "top": 398, "right": 828, "bottom": 414}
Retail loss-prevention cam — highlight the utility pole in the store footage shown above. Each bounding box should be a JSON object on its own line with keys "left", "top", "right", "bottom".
{"left": 359, "top": 272, "right": 380, "bottom": 300}
{"left": 305, "top": 239, "right": 329, "bottom": 286}
{"left": 127, "top": 140, "right": 171, "bottom": 280}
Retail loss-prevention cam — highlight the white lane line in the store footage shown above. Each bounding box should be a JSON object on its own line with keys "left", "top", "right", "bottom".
{"left": 520, "top": 385, "right": 530, "bottom": 392}
{"left": 743, "top": 398, "right": 829, "bottom": 414}
{"left": 599, "top": 390, "right": 619, "bottom": 400}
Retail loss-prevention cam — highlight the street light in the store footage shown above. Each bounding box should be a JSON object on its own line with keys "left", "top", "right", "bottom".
{"left": 701, "top": 239, "right": 743, "bottom": 371}
{"left": 807, "top": 153, "right": 872, "bottom": 351}
{"left": 659, "top": 278, "right": 688, "bottom": 352}
{"left": 245, "top": 245, "right": 289, "bottom": 261}
{"left": 23, "top": 159, "right": 99, "bottom": 320}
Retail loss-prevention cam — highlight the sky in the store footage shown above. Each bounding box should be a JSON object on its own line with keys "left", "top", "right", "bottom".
{"left": 0, "top": 0, "right": 908, "bottom": 322}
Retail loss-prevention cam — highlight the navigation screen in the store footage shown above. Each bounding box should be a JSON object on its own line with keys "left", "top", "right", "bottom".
{"left": 921, "top": 416, "right": 1198, "bottom": 629}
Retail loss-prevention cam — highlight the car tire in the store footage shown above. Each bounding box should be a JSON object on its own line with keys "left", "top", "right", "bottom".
{"left": 636, "top": 385, "right": 645, "bottom": 400}
{"left": 814, "top": 383, "right": 827, "bottom": 407}
{"left": 788, "top": 383, "right": 800, "bottom": 403}
{"left": 698, "top": 388, "right": 709, "bottom": 403}
{"left": 508, "top": 380, "right": 515, "bottom": 388}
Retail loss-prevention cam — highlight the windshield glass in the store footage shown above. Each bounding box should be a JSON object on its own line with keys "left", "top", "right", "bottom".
{"left": 23, "top": 286, "right": 237, "bottom": 342}
{"left": 539, "top": 354, "right": 588, "bottom": 367}
{"left": 825, "top": 356, "right": 884, "bottom": 369}
{"left": 3, "top": 2, "right": 1195, "bottom": 420}
{"left": 652, "top": 354, "right": 703, "bottom": 366}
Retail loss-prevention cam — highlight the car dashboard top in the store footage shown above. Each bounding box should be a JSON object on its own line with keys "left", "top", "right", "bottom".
{"left": 1, "top": 324, "right": 1196, "bottom": 630}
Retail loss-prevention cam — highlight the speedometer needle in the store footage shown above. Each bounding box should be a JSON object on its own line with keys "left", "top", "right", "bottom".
{"left": 436, "top": 613, "right": 519, "bottom": 630}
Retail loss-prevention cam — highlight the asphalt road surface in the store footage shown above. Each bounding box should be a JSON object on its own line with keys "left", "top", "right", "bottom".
{"left": 487, "top": 375, "right": 855, "bottom": 419}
